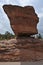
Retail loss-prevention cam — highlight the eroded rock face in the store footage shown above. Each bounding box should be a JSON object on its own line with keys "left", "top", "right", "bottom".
{"left": 0, "top": 38, "right": 43, "bottom": 61}
{"left": 3, "top": 5, "right": 39, "bottom": 36}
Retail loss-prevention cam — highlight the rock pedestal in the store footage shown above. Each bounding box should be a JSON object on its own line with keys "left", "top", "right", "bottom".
{"left": 0, "top": 38, "right": 43, "bottom": 61}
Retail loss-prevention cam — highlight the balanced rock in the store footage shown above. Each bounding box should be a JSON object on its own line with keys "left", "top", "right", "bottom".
{"left": 3, "top": 5, "right": 39, "bottom": 36}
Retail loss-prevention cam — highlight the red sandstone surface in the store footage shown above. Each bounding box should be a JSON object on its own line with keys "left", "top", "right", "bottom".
{"left": 0, "top": 38, "right": 43, "bottom": 62}
{"left": 3, "top": 5, "right": 39, "bottom": 36}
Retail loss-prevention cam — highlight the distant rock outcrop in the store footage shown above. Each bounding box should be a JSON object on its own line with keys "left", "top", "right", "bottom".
{"left": 3, "top": 5, "right": 39, "bottom": 36}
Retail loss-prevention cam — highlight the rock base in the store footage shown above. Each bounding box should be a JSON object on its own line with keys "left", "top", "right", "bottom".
{"left": 0, "top": 38, "right": 43, "bottom": 61}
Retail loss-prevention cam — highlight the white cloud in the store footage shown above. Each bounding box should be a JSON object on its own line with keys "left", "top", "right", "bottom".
{"left": 41, "top": 8, "right": 43, "bottom": 11}
{"left": 38, "top": 8, "right": 43, "bottom": 18}
{"left": 0, "top": 0, "right": 9, "bottom": 4}
{"left": 18, "top": 0, "right": 33, "bottom": 6}
{"left": 38, "top": 13, "right": 43, "bottom": 18}
{"left": 0, "top": 0, "right": 34, "bottom": 6}
{"left": 0, "top": 0, "right": 9, "bottom": 6}
{"left": 10, "top": 0, "right": 20, "bottom": 5}
{"left": 0, "top": 0, "right": 20, "bottom": 6}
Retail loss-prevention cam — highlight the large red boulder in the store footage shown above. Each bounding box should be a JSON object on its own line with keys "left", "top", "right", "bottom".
{"left": 3, "top": 5, "right": 39, "bottom": 36}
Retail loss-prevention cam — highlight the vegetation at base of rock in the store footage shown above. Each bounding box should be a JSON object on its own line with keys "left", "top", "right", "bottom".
{"left": 0, "top": 31, "right": 16, "bottom": 40}
{"left": 37, "top": 34, "right": 42, "bottom": 39}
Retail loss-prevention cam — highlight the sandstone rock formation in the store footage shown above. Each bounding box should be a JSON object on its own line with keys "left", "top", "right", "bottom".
{"left": 2, "top": 5, "right": 41, "bottom": 62}
{"left": 0, "top": 38, "right": 43, "bottom": 61}
{"left": 3, "top": 5, "right": 39, "bottom": 36}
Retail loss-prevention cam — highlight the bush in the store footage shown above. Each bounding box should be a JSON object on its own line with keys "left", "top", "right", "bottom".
{"left": 0, "top": 31, "right": 16, "bottom": 40}
{"left": 37, "top": 34, "right": 42, "bottom": 39}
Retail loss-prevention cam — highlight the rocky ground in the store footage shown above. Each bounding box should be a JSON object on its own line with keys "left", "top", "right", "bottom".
{"left": 0, "top": 38, "right": 43, "bottom": 62}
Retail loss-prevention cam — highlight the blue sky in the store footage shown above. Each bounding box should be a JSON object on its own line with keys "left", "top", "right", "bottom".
{"left": 0, "top": 0, "right": 43, "bottom": 34}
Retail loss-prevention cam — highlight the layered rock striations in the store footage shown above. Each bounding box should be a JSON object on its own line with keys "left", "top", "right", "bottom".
{"left": 0, "top": 38, "right": 43, "bottom": 61}
{"left": 3, "top": 5, "right": 39, "bottom": 36}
